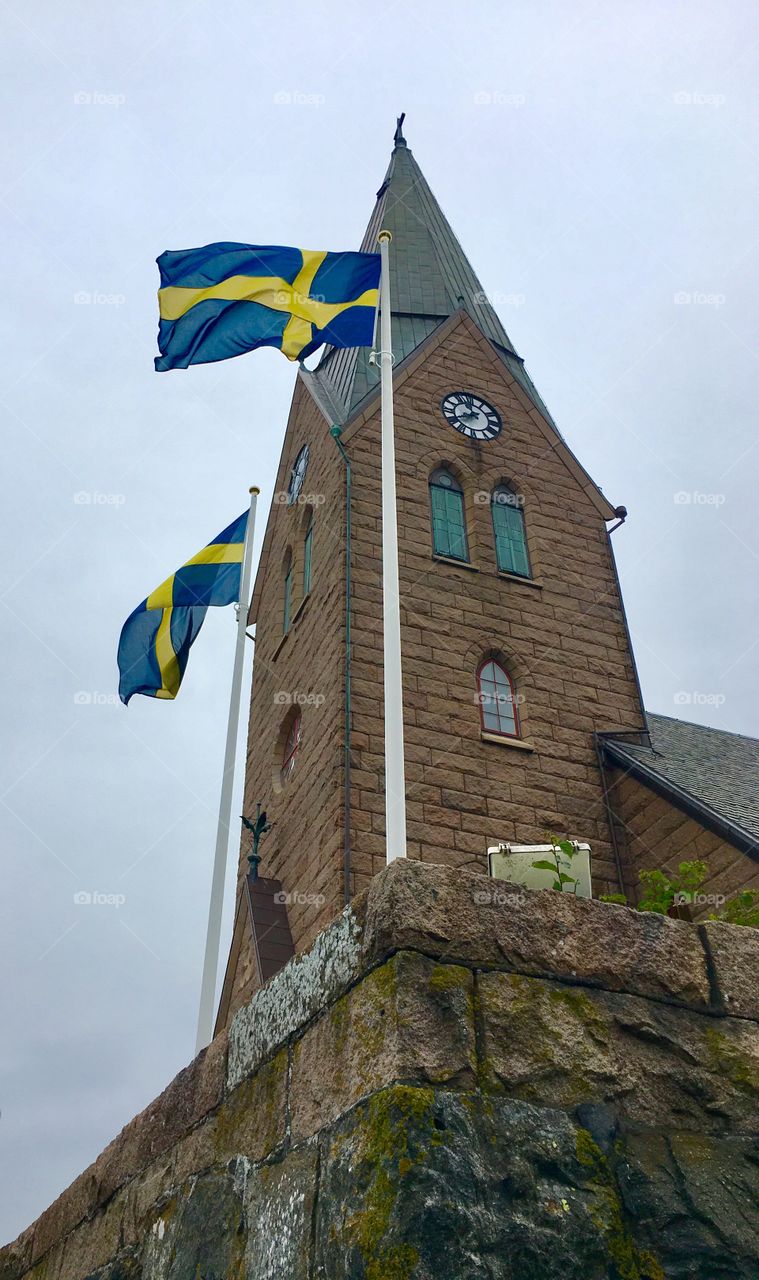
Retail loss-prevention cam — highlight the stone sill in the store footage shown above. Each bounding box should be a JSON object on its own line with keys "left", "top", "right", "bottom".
{"left": 272, "top": 632, "right": 288, "bottom": 661}
{"left": 432, "top": 555, "right": 479, "bottom": 572}
{"left": 271, "top": 595, "right": 310, "bottom": 660}
{"left": 481, "top": 732, "right": 534, "bottom": 752}
{"left": 292, "top": 593, "right": 310, "bottom": 625}
{"left": 497, "top": 571, "right": 543, "bottom": 590}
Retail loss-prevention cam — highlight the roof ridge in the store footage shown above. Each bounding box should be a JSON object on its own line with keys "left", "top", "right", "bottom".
{"left": 647, "top": 711, "right": 759, "bottom": 747}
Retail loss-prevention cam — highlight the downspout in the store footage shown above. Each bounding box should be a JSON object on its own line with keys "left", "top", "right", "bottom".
{"left": 607, "top": 505, "right": 649, "bottom": 744}
{"left": 594, "top": 734, "right": 627, "bottom": 896}
{"left": 330, "top": 426, "right": 352, "bottom": 905}
{"left": 598, "top": 504, "right": 646, "bottom": 896}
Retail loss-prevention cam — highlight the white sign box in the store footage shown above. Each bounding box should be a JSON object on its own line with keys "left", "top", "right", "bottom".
{"left": 488, "top": 842, "right": 592, "bottom": 899}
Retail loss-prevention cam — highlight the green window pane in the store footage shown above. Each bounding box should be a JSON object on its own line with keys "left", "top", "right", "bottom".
{"left": 431, "top": 484, "right": 468, "bottom": 561}
{"left": 303, "top": 525, "right": 313, "bottom": 595}
{"left": 283, "top": 567, "right": 292, "bottom": 634}
{"left": 492, "top": 495, "right": 530, "bottom": 576}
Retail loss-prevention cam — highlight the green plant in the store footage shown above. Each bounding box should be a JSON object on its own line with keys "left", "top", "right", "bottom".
{"left": 712, "top": 891, "right": 759, "bottom": 929}
{"left": 637, "top": 860, "right": 709, "bottom": 914}
{"left": 532, "top": 835, "right": 580, "bottom": 893}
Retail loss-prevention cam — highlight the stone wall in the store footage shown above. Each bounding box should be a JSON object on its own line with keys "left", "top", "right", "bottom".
{"left": 607, "top": 764, "right": 759, "bottom": 909}
{"left": 227, "top": 308, "right": 650, "bottom": 1022}
{"left": 4, "top": 860, "right": 757, "bottom": 1280}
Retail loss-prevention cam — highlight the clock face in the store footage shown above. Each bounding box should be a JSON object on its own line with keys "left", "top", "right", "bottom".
{"left": 287, "top": 444, "right": 309, "bottom": 504}
{"left": 441, "top": 392, "right": 502, "bottom": 441}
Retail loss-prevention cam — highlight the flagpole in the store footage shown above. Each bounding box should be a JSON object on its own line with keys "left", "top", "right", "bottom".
{"left": 377, "top": 230, "right": 407, "bottom": 863}
{"left": 195, "top": 486, "right": 259, "bottom": 1053}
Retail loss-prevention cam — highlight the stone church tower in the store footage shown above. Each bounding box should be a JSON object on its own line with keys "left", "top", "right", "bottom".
{"left": 215, "top": 121, "right": 650, "bottom": 1029}
{"left": 7, "top": 125, "right": 758, "bottom": 1280}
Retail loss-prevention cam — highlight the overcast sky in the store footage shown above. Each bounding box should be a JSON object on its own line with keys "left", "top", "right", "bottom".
{"left": 1, "top": 0, "right": 757, "bottom": 1245}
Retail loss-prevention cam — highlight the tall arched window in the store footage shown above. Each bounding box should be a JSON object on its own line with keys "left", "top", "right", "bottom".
{"left": 491, "top": 485, "right": 530, "bottom": 577}
{"left": 302, "top": 512, "right": 314, "bottom": 596}
{"left": 281, "top": 712, "right": 301, "bottom": 783}
{"left": 477, "top": 658, "right": 520, "bottom": 738}
{"left": 283, "top": 550, "right": 293, "bottom": 634}
{"left": 429, "top": 468, "right": 468, "bottom": 561}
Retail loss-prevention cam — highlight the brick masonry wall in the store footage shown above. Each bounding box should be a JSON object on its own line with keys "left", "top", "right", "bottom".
{"left": 606, "top": 764, "right": 759, "bottom": 911}
{"left": 343, "top": 315, "right": 645, "bottom": 898}
{"left": 224, "top": 312, "right": 648, "bottom": 1021}
{"left": 236, "top": 379, "right": 349, "bottom": 1002}
{"left": 5, "top": 861, "right": 758, "bottom": 1280}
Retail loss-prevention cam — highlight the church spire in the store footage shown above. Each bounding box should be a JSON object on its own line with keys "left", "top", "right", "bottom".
{"left": 312, "top": 121, "right": 556, "bottom": 429}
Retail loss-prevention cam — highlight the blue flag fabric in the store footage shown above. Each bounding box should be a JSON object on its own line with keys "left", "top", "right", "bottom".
{"left": 117, "top": 511, "right": 248, "bottom": 704}
{"left": 155, "top": 242, "right": 380, "bottom": 371}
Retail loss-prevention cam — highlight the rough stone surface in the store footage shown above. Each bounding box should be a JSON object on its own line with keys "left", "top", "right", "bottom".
{"left": 238, "top": 1144, "right": 318, "bottom": 1279}
{"left": 315, "top": 1086, "right": 667, "bottom": 1280}
{"left": 3, "top": 863, "right": 758, "bottom": 1280}
{"left": 702, "top": 918, "right": 759, "bottom": 1019}
{"left": 362, "top": 859, "right": 712, "bottom": 1008}
{"left": 140, "top": 1171, "right": 245, "bottom": 1280}
{"left": 290, "top": 952, "right": 476, "bottom": 1139}
{"left": 479, "top": 970, "right": 759, "bottom": 1132}
{"left": 227, "top": 901, "right": 364, "bottom": 1090}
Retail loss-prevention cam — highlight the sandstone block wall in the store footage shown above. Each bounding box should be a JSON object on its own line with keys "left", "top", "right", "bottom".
{"left": 3, "top": 860, "right": 758, "bottom": 1280}
{"left": 607, "top": 765, "right": 759, "bottom": 910}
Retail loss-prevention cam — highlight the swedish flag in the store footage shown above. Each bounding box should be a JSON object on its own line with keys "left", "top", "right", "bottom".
{"left": 118, "top": 512, "right": 248, "bottom": 705}
{"left": 155, "top": 242, "right": 380, "bottom": 371}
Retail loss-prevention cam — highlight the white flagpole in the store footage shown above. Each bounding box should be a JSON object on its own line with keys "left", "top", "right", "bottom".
{"left": 377, "top": 230, "right": 407, "bottom": 863}
{"left": 195, "top": 486, "right": 259, "bottom": 1053}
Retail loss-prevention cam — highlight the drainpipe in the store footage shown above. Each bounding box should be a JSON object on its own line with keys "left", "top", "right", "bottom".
{"left": 330, "top": 426, "right": 352, "bottom": 906}
{"left": 595, "top": 734, "right": 627, "bottom": 897}
{"left": 598, "top": 504, "right": 646, "bottom": 896}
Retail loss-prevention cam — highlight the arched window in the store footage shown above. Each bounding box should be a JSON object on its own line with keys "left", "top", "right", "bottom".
{"left": 281, "top": 712, "right": 301, "bottom": 783}
{"left": 302, "top": 512, "right": 314, "bottom": 597}
{"left": 283, "top": 550, "right": 293, "bottom": 635}
{"left": 429, "top": 468, "right": 468, "bottom": 561}
{"left": 477, "top": 658, "right": 520, "bottom": 738}
{"left": 491, "top": 485, "right": 530, "bottom": 577}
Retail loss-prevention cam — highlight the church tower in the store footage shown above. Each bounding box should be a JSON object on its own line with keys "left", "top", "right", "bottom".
{"left": 216, "top": 122, "right": 648, "bottom": 1029}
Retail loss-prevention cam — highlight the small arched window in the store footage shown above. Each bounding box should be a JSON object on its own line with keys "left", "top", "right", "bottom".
{"left": 429, "top": 468, "right": 468, "bottom": 561}
{"left": 281, "top": 712, "right": 301, "bottom": 783}
{"left": 283, "top": 550, "right": 293, "bottom": 635}
{"left": 477, "top": 659, "right": 520, "bottom": 738}
{"left": 302, "top": 513, "right": 314, "bottom": 597}
{"left": 491, "top": 486, "right": 530, "bottom": 577}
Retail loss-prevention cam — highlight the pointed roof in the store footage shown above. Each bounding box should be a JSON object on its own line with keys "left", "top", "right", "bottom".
{"left": 309, "top": 117, "right": 557, "bottom": 429}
